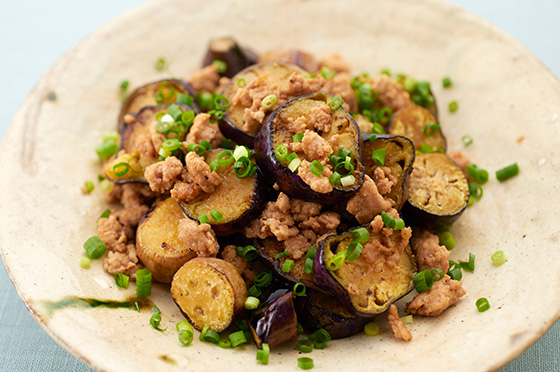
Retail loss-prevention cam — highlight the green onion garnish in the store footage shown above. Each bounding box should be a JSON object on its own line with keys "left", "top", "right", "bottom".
{"left": 83, "top": 236, "right": 107, "bottom": 259}
{"left": 352, "top": 228, "right": 369, "bottom": 243}
{"left": 210, "top": 209, "right": 223, "bottom": 222}
{"left": 212, "top": 59, "right": 227, "bottom": 74}
{"left": 168, "top": 104, "right": 183, "bottom": 120}
{"left": 346, "top": 241, "right": 363, "bottom": 262}
{"left": 340, "top": 175, "right": 356, "bottom": 187}
{"left": 329, "top": 96, "right": 344, "bottom": 110}
{"left": 372, "top": 122, "right": 385, "bottom": 134}
{"left": 209, "top": 159, "right": 220, "bottom": 172}
{"left": 237, "top": 78, "right": 246, "bottom": 88}
{"left": 99, "top": 179, "right": 114, "bottom": 194}
{"left": 413, "top": 269, "right": 434, "bottom": 293}
{"left": 293, "top": 132, "right": 304, "bottom": 142}
{"left": 197, "top": 92, "right": 214, "bottom": 111}
{"left": 328, "top": 172, "right": 342, "bottom": 186}
{"left": 79, "top": 256, "right": 91, "bottom": 269}
{"left": 244, "top": 296, "right": 260, "bottom": 310}
{"left": 327, "top": 251, "right": 346, "bottom": 271}
{"left": 495, "top": 163, "right": 519, "bottom": 181}
{"left": 364, "top": 322, "right": 380, "bottom": 336}
{"left": 288, "top": 158, "right": 301, "bottom": 172}
{"left": 187, "top": 143, "right": 206, "bottom": 155}
{"left": 247, "top": 285, "right": 262, "bottom": 298}
{"left": 95, "top": 139, "right": 119, "bottom": 160}
{"left": 178, "top": 329, "right": 194, "bottom": 346}
{"left": 393, "top": 218, "right": 405, "bottom": 230}
{"left": 233, "top": 145, "right": 250, "bottom": 160}
{"left": 431, "top": 268, "right": 444, "bottom": 281}
{"left": 275, "top": 144, "right": 289, "bottom": 162}
{"left": 282, "top": 259, "right": 295, "bottom": 273}
{"left": 254, "top": 271, "right": 273, "bottom": 288}
{"left": 150, "top": 305, "right": 167, "bottom": 332}
{"left": 297, "top": 339, "right": 313, "bottom": 353}
{"left": 233, "top": 157, "right": 255, "bottom": 178}
{"left": 447, "top": 261, "right": 463, "bottom": 280}
{"left": 213, "top": 94, "right": 230, "bottom": 111}
{"left": 161, "top": 138, "right": 181, "bottom": 152}
{"left": 309, "top": 160, "right": 324, "bottom": 176}
{"left": 423, "top": 123, "right": 441, "bottom": 137}
{"left": 261, "top": 94, "right": 277, "bottom": 110}
{"left": 401, "top": 315, "right": 414, "bottom": 324}
{"left": 256, "top": 343, "right": 270, "bottom": 365}
{"left": 491, "top": 250, "right": 507, "bottom": 266}
{"left": 369, "top": 134, "right": 378, "bottom": 142}
{"left": 228, "top": 330, "right": 247, "bottom": 347}
{"left": 199, "top": 324, "right": 209, "bottom": 341}
{"left": 371, "top": 148, "right": 387, "bottom": 166}
{"left": 274, "top": 251, "right": 290, "bottom": 259}
{"left": 449, "top": 100, "right": 458, "bottom": 113}
{"left": 198, "top": 213, "right": 210, "bottom": 224}
{"left": 176, "top": 320, "right": 193, "bottom": 333}
{"left": 297, "top": 357, "right": 314, "bottom": 370}
{"left": 309, "top": 328, "right": 331, "bottom": 343}
{"left": 476, "top": 297, "right": 490, "bottom": 312}
{"left": 460, "top": 253, "right": 476, "bottom": 272}
{"left": 203, "top": 329, "right": 220, "bottom": 344}
{"left": 176, "top": 93, "right": 194, "bottom": 106}
{"left": 293, "top": 283, "right": 306, "bottom": 296}
{"left": 438, "top": 231, "right": 455, "bottom": 250}
{"left": 442, "top": 77, "right": 452, "bottom": 88}
{"left": 303, "top": 257, "right": 314, "bottom": 275}
{"left": 466, "top": 163, "right": 489, "bottom": 184}
{"left": 135, "top": 268, "right": 152, "bottom": 297}
{"left": 83, "top": 180, "right": 94, "bottom": 193}
{"left": 469, "top": 183, "right": 483, "bottom": 200}
{"left": 154, "top": 57, "right": 167, "bottom": 71}
{"left": 320, "top": 66, "right": 337, "bottom": 79}
{"left": 378, "top": 107, "right": 393, "bottom": 124}
{"left": 114, "top": 273, "right": 129, "bottom": 288}
{"left": 462, "top": 135, "right": 473, "bottom": 146}
{"left": 220, "top": 138, "right": 234, "bottom": 149}
{"left": 236, "top": 245, "right": 258, "bottom": 261}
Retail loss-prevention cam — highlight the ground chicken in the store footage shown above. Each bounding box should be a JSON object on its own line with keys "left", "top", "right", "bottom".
{"left": 301, "top": 130, "right": 333, "bottom": 161}
{"left": 170, "top": 181, "right": 202, "bottom": 203}
{"left": 97, "top": 215, "right": 128, "bottom": 253}
{"left": 298, "top": 211, "right": 340, "bottom": 235}
{"left": 216, "top": 77, "right": 230, "bottom": 93}
{"left": 144, "top": 156, "right": 184, "bottom": 193}
{"left": 346, "top": 175, "right": 394, "bottom": 224}
{"left": 373, "top": 166, "right": 397, "bottom": 195}
{"left": 290, "top": 199, "right": 322, "bottom": 222}
{"left": 411, "top": 229, "right": 450, "bottom": 273}
{"left": 220, "top": 245, "right": 258, "bottom": 285}
{"left": 407, "top": 275, "right": 467, "bottom": 316}
{"left": 245, "top": 192, "right": 299, "bottom": 241}
{"left": 189, "top": 64, "right": 220, "bottom": 93}
{"left": 367, "top": 74, "right": 414, "bottom": 112}
{"left": 184, "top": 113, "right": 224, "bottom": 149}
{"left": 323, "top": 72, "right": 357, "bottom": 113}
{"left": 103, "top": 244, "right": 143, "bottom": 277}
{"left": 388, "top": 304, "right": 412, "bottom": 341}
{"left": 298, "top": 160, "right": 334, "bottom": 194}
{"left": 184, "top": 152, "right": 221, "bottom": 193}
{"left": 307, "top": 104, "right": 333, "bottom": 133}
{"left": 178, "top": 218, "right": 219, "bottom": 257}
{"left": 283, "top": 235, "right": 310, "bottom": 260}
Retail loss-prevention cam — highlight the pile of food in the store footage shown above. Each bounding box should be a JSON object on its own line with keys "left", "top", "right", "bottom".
{"left": 82, "top": 37, "right": 517, "bottom": 367}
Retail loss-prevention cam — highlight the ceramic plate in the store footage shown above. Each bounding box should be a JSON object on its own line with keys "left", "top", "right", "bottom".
{"left": 1, "top": 0, "right": 559, "bottom": 371}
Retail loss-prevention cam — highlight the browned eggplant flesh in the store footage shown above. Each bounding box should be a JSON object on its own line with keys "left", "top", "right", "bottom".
{"left": 388, "top": 105, "right": 446, "bottom": 153}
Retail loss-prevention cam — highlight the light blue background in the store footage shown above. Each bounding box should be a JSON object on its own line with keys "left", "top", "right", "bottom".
{"left": 0, "top": 1, "right": 558, "bottom": 371}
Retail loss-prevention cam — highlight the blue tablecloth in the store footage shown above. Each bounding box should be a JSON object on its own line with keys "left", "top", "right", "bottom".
{"left": 0, "top": 0, "right": 558, "bottom": 370}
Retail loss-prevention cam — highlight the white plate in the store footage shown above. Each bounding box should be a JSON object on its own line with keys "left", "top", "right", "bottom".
{"left": 1, "top": 0, "right": 559, "bottom": 371}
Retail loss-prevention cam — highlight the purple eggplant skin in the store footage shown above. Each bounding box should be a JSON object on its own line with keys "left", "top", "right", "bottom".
{"left": 258, "top": 48, "right": 319, "bottom": 73}
{"left": 294, "top": 290, "right": 370, "bottom": 339}
{"left": 249, "top": 292, "right": 299, "bottom": 349}
{"left": 254, "top": 92, "right": 365, "bottom": 204}
{"left": 202, "top": 37, "right": 258, "bottom": 78}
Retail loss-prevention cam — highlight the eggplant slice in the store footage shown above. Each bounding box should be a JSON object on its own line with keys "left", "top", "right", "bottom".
{"left": 255, "top": 91, "right": 365, "bottom": 204}
{"left": 361, "top": 134, "right": 415, "bottom": 210}
{"left": 295, "top": 290, "right": 369, "bottom": 339}
{"left": 118, "top": 79, "right": 198, "bottom": 130}
{"left": 258, "top": 48, "right": 319, "bottom": 73}
{"left": 178, "top": 149, "right": 266, "bottom": 236}
{"left": 202, "top": 37, "right": 258, "bottom": 78}
{"left": 314, "top": 224, "right": 416, "bottom": 317}
{"left": 249, "top": 291, "right": 299, "bottom": 348}
{"left": 403, "top": 153, "right": 469, "bottom": 232}
{"left": 105, "top": 103, "right": 195, "bottom": 183}
{"left": 388, "top": 105, "right": 446, "bottom": 153}
{"left": 220, "top": 62, "right": 307, "bottom": 146}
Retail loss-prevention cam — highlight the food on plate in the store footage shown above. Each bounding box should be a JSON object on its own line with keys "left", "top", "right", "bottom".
{"left": 89, "top": 37, "right": 480, "bottom": 364}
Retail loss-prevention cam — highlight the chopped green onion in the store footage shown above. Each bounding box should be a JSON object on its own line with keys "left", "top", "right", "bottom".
{"left": 203, "top": 329, "right": 220, "bottom": 344}
{"left": 229, "top": 330, "right": 247, "bottom": 347}
{"left": 187, "top": 143, "right": 206, "bottom": 155}
{"left": 261, "top": 94, "right": 277, "bottom": 110}
{"left": 369, "top": 134, "right": 378, "bottom": 141}
{"left": 380, "top": 211, "right": 395, "bottom": 228}
{"left": 287, "top": 152, "right": 298, "bottom": 162}
{"left": 168, "top": 104, "right": 183, "bottom": 120}
{"left": 282, "top": 259, "right": 295, "bottom": 273}
{"left": 328, "top": 172, "right": 342, "bottom": 186}
{"left": 293, "top": 132, "right": 304, "bottom": 142}
{"left": 178, "top": 330, "right": 194, "bottom": 346}
{"left": 352, "top": 228, "right": 369, "bottom": 243}
{"left": 393, "top": 218, "right": 405, "bottom": 230}
{"left": 199, "top": 324, "right": 209, "bottom": 341}
{"left": 297, "top": 357, "right": 314, "bottom": 370}
{"left": 220, "top": 138, "right": 234, "bottom": 149}
{"left": 371, "top": 148, "right": 387, "bottom": 166}
{"left": 491, "top": 250, "right": 507, "bottom": 266}
{"left": 466, "top": 164, "right": 489, "bottom": 184}
{"left": 460, "top": 253, "right": 476, "bottom": 272}
{"left": 135, "top": 268, "right": 152, "bottom": 297}
{"left": 438, "top": 231, "right": 456, "bottom": 250}
{"left": 79, "top": 256, "right": 91, "bottom": 269}
{"left": 346, "top": 241, "right": 363, "bottom": 262}
{"left": 197, "top": 92, "right": 215, "bottom": 111}
{"left": 198, "top": 213, "right": 210, "bottom": 224}
{"left": 329, "top": 96, "right": 344, "bottom": 110}
{"left": 99, "top": 179, "right": 114, "bottom": 194}
{"left": 288, "top": 158, "right": 301, "bottom": 172}
{"left": 327, "top": 251, "right": 346, "bottom": 271}
{"left": 233, "top": 145, "right": 250, "bottom": 160}
{"left": 103, "top": 131, "right": 119, "bottom": 143}
{"left": 297, "top": 339, "right": 313, "bottom": 353}
{"left": 447, "top": 261, "right": 463, "bottom": 280}
{"left": 176, "top": 320, "right": 193, "bottom": 333}
{"left": 309, "top": 328, "right": 331, "bottom": 343}
{"left": 274, "top": 251, "right": 290, "bottom": 259}
{"left": 378, "top": 107, "right": 393, "bottom": 124}
{"left": 442, "top": 77, "right": 452, "bottom": 88}
{"left": 200, "top": 140, "right": 211, "bottom": 150}
{"left": 462, "top": 135, "right": 473, "bottom": 146}
{"left": 469, "top": 183, "right": 483, "bottom": 200}
{"left": 293, "top": 283, "right": 306, "bottom": 296}
{"left": 161, "top": 138, "right": 181, "bottom": 152}
{"left": 254, "top": 271, "right": 273, "bottom": 288}
{"left": 380, "top": 68, "right": 391, "bottom": 76}
{"left": 340, "top": 175, "right": 355, "bottom": 187}
{"left": 476, "top": 297, "right": 490, "bottom": 312}
{"left": 237, "top": 78, "right": 246, "bottom": 88}
{"left": 155, "top": 57, "right": 167, "bottom": 71}
{"left": 83, "top": 180, "right": 94, "bottom": 193}
{"left": 247, "top": 285, "right": 262, "bottom": 298}
{"left": 496, "top": 163, "right": 519, "bottom": 181}
{"left": 209, "top": 159, "right": 220, "bottom": 172}
{"left": 413, "top": 269, "right": 434, "bottom": 293}
{"left": 150, "top": 306, "right": 167, "bottom": 332}
{"left": 114, "top": 273, "right": 130, "bottom": 288}
{"left": 256, "top": 343, "right": 270, "bottom": 365}
{"left": 95, "top": 139, "right": 119, "bottom": 160}
{"left": 364, "top": 322, "right": 380, "bottom": 336}
{"left": 236, "top": 245, "right": 258, "bottom": 260}
{"left": 320, "top": 66, "right": 337, "bottom": 79}
{"left": 335, "top": 160, "right": 354, "bottom": 175}
{"left": 401, "top": 315, "right": 414, "bottom": 324}
{"left": 156, "top": 121, "right": 171, "bottom": 134}
{"left": 449, "top": 100, "right": 458, "bottom": 113}
{"left": 372, "top": 122, "right": 385, "bottom": 134}
{"left": 176, "top": 93, "right": 194, "bottom": 106}
{"left": 212, "top": 59, "right": 227, "bottom": 74}
{"left": 275, "top": 144, "right": 289, "bottom": 162}
{"left": 233, "top": 157, "right": 255, "bottom": 178}
{"left": 303, "top": 257, "right": 314, "bottom": 275}
{"left": 423, "top": 123, "right": 441, "bottom": 137}
{"left": 244, "top": 296, "right": 260, "bottom": 310}
{"left": 210, "top": 209, "right": 223, "bottom": 222}
{"left": 309, "top": 160, "right": 324, "bottom": 176}
{"left": 431, "top": 268, "right": 444, "bottom": 281}
{"left": 83, "top": 236, "right": 107, "bottom": 259}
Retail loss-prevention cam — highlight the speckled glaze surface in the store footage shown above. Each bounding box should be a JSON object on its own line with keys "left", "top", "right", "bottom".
{"left": 0, "top": 0, "right": 559, "bottom": 371}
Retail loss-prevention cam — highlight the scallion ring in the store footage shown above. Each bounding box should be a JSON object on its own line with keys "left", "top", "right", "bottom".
{"left": 329, "top": 95, "right": 344, "bottom": 110}
{"left": 275, "top": 144, "right": 289, "bottom": 162}
{"left": 261, "top": 94, "right": 277, "bottom": 110}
